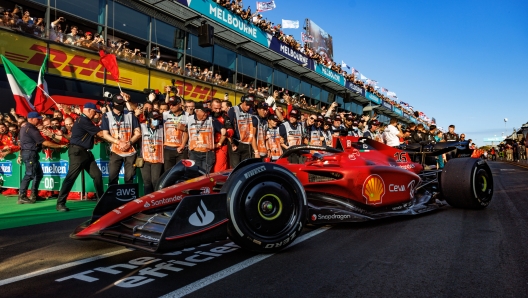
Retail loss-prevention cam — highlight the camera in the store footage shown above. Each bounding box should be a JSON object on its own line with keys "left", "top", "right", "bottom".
{"left": 103, "top": 91, "right": 113, "bottom": 99}
{"left": 170, "top": 86, "right": 178, "bottom": 92}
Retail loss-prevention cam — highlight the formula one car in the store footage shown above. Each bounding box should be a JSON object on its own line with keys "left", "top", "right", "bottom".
{"left": 72, "top": 136, "right": 493, "bottom": 253}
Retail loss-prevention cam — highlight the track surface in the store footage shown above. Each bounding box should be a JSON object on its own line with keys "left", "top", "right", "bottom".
{"left": 1, "top": 161, "right": 528, "bottom": 297}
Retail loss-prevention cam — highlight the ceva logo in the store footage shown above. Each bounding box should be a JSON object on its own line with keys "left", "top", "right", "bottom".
{"left": 0, "top": 161, "right": 13, "bottom": 176}
{"left": 96, "top": 159, "right": 125, "bottom": 178}
{"left": 40, "top": 160, "right": 68, "bottom": 178}
{"left": 188, "top": 200, "right": 215, "bottom": 227}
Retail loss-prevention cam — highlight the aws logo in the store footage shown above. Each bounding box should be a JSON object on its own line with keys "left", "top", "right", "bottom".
{"left": 116, "top": 188, "right": 137, "bottom": 202}
{"left": 362, "top": 174, "right": 385, "bottom": 205}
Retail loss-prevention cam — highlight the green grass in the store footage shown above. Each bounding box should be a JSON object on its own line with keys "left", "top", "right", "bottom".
{"left": 0, "top": 195, "right": 96, "bottom": 230}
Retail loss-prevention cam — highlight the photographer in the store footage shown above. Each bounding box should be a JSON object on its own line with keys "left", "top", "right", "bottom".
{"left": 227, "top": 94, "right": 255, "bottom": 168}
{"left": 50, "top": 16, "right": 66, "bottom": 42}
{"left": 101, "top": 93, "right": 142, "bottom": 185}
{"left": 140, "top": 110, "right": 164, "bottom": 195}
{"left": 382, "top": 118, "right": 404, "bottom": 147}
{"left": 363, "top": 120, "right": 382, "bottom": 142}
{"left": 163, "top": 95, "right": 188, "bottom": 172}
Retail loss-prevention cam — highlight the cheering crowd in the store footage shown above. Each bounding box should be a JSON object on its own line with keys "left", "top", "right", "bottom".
{"left": 1, "top": 85, "right": 474, "bottom": 205}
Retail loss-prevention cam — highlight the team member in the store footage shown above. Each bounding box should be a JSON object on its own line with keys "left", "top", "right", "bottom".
{"left": 362, "top": 120, "right": 381, "bottom": 141}
{"left": 101, "top": 93, "right": 141, "bottom": 185}
{"left": 444, "top": 125, "right": 459, "bottom": 142}
{"left": 251, "top": 101, "right": 270, "bottom": 159}
{"left": 383, "top": 118, "right": 404, "bottom": 147}
{"left": 56, "top": 103, "right": 123, "bottom": 211}
{"left": 227, "top": 94, "right": 254, "bottom": 168}
{"left": 279, "top": 109, "right": 303, "bottom": 163}
{"left": 140, "top": 110, "right": 164, "bottom": 195}
{"left": 266, "top": 114, "right": 282, "bottom": 161}
{"left": 187, "top": 102, "right": 224, "bottom": 172}
{"left": 18, "top": 112, "right": 67, "bottom": 205}
{"left": 331, "top": 115, "right": 344, "bottom": 137}
{"left": 163, "top": 96, "right": 188, "bottom": 172}
{"left": 211, "top": 98, "right": 233, "bottom": 172}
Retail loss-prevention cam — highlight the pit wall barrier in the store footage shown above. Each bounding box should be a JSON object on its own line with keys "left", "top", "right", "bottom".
{"left": 0, "top": 143, "right": 144, "bottom": 196}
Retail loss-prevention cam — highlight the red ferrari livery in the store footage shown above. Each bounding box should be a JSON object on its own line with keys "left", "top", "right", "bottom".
{"left": 72, "top": 137, "right": 493, "bottom": 253}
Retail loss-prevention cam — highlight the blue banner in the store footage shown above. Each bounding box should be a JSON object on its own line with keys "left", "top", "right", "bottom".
{"left": 314, "top": 64, "right": 345, "bottom": 86}
{"left": 178, "top": 0, "right": 269, "bottom": 46}
{"left": 365, "top": 91, "right": 381, "bottom": 104}
{"left": 394, "top": 107, "right": 403, "bottom": 116}
{"left": 268, "top": 37, "right": 313, "bottom": 69}
{"left": 382, "top": 101, "right": 393, "bottom": 111}
{"left": 404, "top": 113, "right": 410, "bottom": 119}
{"left": 411, "top": 117, "right": 417, "bottom": 123}
{"left": 345, "top": 81, "right": 365, "bottom": 96}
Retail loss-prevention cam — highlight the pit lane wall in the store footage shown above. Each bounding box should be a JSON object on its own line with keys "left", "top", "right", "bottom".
{"left": 0, "top": 143, "right": 144, "bottom": 196}
{"left": 0, "top": 29, "right": 240, "bottom": 104}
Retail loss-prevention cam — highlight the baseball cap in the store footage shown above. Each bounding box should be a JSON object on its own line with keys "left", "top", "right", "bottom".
{"left": 352, "top": 120, "right": 359, "bottom": 126}
{"left": 268, "top": 114, "right": 279, "bottom": 122}
{"left": 334, "top": 115, "right": 342, "bottom": 122}
{"left": 85, "top": 32, "right": 92, "bottom": 36}
{"left": 112, "top": 94, "right": 125, "bottom": 104}
{"left": 316, "top": 115, "right": 324, "bottom": 122}
{"left": 84, "top": 102, "right": 101, "bottom": 113}
{"left": 429, "top": 125, "right": 437, "bottom": 130}
{"left": 256, "top": 101, "right": 269, "bottom": 109}
{"left": 243, "top": 94, "right": 255, "bottom": 104}
{"left": 167, "top": 96, "right": 182, "bottom": 105}
{"left": 27, "top": 111, "right": 42, "bottom": 119}
{"left": 195, "top": 101, "right": 210, "bottom": 112}
{"left": 324, "top": 117, "right": 332, "bottom": 125}
{"left": 345, "top": 114, "right": 354, "bottom": 121}
{"left": 289, "top": 109, "right": 301, "bottom": 119}
{"left": 148, "top": 110, "right": 162, "bottom": 119}
{"left": 370, "top": 120, "right": 380, "bottom": 126}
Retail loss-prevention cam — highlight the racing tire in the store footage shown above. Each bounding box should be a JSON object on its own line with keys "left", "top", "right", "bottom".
{"left": 440, "top": 158, "right": 493, "bottom": 209}
{"left": 222, "top": 162, "right": 307, "bottom": 253}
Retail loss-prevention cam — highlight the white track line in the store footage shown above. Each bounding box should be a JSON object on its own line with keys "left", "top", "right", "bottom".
{"left": 160, "top": 226, "right": 331, "bottom": 298}
{"left": 0, "top": 249, "right": 131, "bottom": 287}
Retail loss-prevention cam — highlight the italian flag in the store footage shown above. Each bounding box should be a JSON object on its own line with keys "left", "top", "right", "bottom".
{"left": 34, "top": 54, "right": 49, "bottom": 113}
{"left": 1, "top": 55, "right": 36, "bottom": 116}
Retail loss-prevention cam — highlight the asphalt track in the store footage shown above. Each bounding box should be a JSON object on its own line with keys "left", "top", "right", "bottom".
{"left": 1, "top": 160, "right": 528, "bottom": 297}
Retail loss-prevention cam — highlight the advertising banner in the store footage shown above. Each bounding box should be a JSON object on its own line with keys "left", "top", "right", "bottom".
{"left": 177, "top": 0, "right": 269, "bottom": 46}
{"left": 268, "top": 37, "right": 313, "bottom": 69}
{"left": 0, "top": 152, "right": 21, "bottom": 188}
{"left": 345, "top": 81, "right": 365, "bottom": 96}
{"left": 394, "top": 107, "right": 403, "bottom": 116}
{"left": 404, "top": 114, "right": 410, "bottom": 119}
{"left": 306, "top": 19, "right": 334, "bottom": 61}
{"left": 314, "top": 64, "right": 345, "bottom": 86}
{"left": 365, "top": 91, "right": 381, "bottom": 104}
{"left": 382, "top": 101, "right": 393, "bottom": 111}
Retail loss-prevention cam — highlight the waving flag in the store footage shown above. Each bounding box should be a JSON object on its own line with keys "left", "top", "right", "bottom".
{"left": 301, "top": 32, "right": 314, "bottom": 43}
{"left": 34, "top": 54, "right": 49, "bottom": 113}
{"left": 256, "top": 0, "right": 276, "bottom": 12}
{"left": 99, "top": 50, "right": 120, "bottom": 82}
{"left": 387, "top": 91, "right": 397, "bottom": 98}
{"left": 282, "top": 19, "right": 299, "bottom": 29}
{"left": 381, "top": 87, "right": 388, "bottom": 93}
{"left": 360, "top": 74, "right": 368, "bottom": 81}
{"left": 341, "top": 61, "right": 350, "bottom": 70}
{"left": 1, "top": 55, "right": 36, "bottom": 116}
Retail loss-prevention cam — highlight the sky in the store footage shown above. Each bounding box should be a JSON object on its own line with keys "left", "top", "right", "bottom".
{"left": 261, "top": 0, "right": 528, "bottom": 146}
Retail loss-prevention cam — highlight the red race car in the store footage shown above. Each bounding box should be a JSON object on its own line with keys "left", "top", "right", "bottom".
{"left": 72, "top": 137, "right": 493, "bottom": 253}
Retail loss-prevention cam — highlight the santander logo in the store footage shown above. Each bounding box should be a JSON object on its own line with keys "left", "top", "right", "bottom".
{"left": 188, "top": 200, "right": 215, "bottom": 227}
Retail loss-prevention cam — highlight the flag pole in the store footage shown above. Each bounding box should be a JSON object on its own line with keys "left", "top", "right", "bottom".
{"left": 36, "top": 85, "right": 58, "bottom": 106}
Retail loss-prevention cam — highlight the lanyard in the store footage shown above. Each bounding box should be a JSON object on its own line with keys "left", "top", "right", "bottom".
{"left": 111, "top": 112, "right": 124, "bottom": 139}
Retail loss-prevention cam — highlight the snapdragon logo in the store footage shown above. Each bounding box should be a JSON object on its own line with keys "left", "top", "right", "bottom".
{"left": 41, "top": 160, "right": 68, "bottom": 178}
{"left": 0, "top": 161, "right": 13, "bottom": 176}
{"left": 96, "top": 159, "right": 125, "bottom": 178}
{"left": 317, "top": 214, "right": 351, "bottom": 221}
{"left": 188, "top": 200, "right": 215, "bottom": 227}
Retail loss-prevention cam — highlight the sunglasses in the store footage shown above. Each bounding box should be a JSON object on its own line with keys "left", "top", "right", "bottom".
{"left": 309, "top": 117, "right": 316, "bottom": 120}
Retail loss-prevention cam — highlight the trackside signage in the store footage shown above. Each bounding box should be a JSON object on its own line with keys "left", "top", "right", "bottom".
{"left": 345, "top": 81, "right": 365, "bottom": 96}
{"left": 365, "top": 92, "right": 381, "bottom": 104}
{"left": 394, "top": 107, "right": 403, "bottom": 116}
{"left": 382, "top": 101, "right": 393, "bottom": 111}
{"left": 268, "top": 37, "right": 312, "bottom": 68}
{"left": 40, "top": 160, "right": 69, "bottom": 178}
{"left": 0, "top": 161, "right": 13, "bottom": 176}
{"left": 96, "top": 159, "right": 125, "bottom": 178}
{"left": 178, "top": 0, "right": 268, "bottom": 46}
{"left": 314, "top": 64, "right": 345, "bottom": 85}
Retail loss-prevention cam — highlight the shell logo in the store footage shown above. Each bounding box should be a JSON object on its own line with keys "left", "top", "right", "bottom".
{"left": 362, "top": 174, "right": 385, "bottom": 205}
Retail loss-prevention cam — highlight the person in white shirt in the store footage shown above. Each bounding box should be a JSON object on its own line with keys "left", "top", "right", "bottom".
{"left": 383, "top": 118, "right": 404, "bottom": 147}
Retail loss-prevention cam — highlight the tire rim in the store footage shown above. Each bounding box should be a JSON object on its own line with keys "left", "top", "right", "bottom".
{"left": 241, "top": 178, "right": 297, "bottom": 238}
{"left": 474, "top": 168, "right": 492, "bottom": 202}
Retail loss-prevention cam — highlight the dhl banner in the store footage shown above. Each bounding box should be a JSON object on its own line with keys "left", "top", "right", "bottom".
{"left": 0, "top": 30, "right": 243, "bottom": 104}
{"left": 150, "top": 70, "right": 237, "bottom": 103}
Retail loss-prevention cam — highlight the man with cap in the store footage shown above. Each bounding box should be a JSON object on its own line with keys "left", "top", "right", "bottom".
{"left": 251, "top": 101, "right": 270, "bottom": 159}
{"left": 305, "top": 114, "right": 324, "bottom": 146}
{"left": 279, "top": 108, "right": 304, "bottom": 163}
{"left": 227, "top": 94, "right": 255, "bottom": 168}
{"left": 18, "top": 112, "right": 67, "bottom": 205}
{"left": 342, "top": 114, "right": 360, "bottom": 137}
{"left": 362, "top": 120, "right": 382, "bottom": 141}
{"left": 56, "top": 103, "right": 122, "bottom": 211}
{"left": 266, "top": 114, "right": 283, "bottom": 161}
{"left": 187, "top": 101, "right": 225, "bottom": 172}
{"left": 140, "top": 110, "right": 164, "bottom": 195}
{"left": 322, "top": 117, "right": 334, "bottom": 147}
{"left": 162, "top": 94, "right": 188, "bottom": 172}
{"left": 101, "top": 92, "right": 141, "bottom": 186}
{"left": 331, "top": 115, "right": 345, "bottom": 137}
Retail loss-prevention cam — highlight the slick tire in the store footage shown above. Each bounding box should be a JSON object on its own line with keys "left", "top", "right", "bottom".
{"left": 440, "top": 158, "right": 493, "bottom": 209}
{"left": 222, "top": 162, "right": 307, "bottom": 253}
